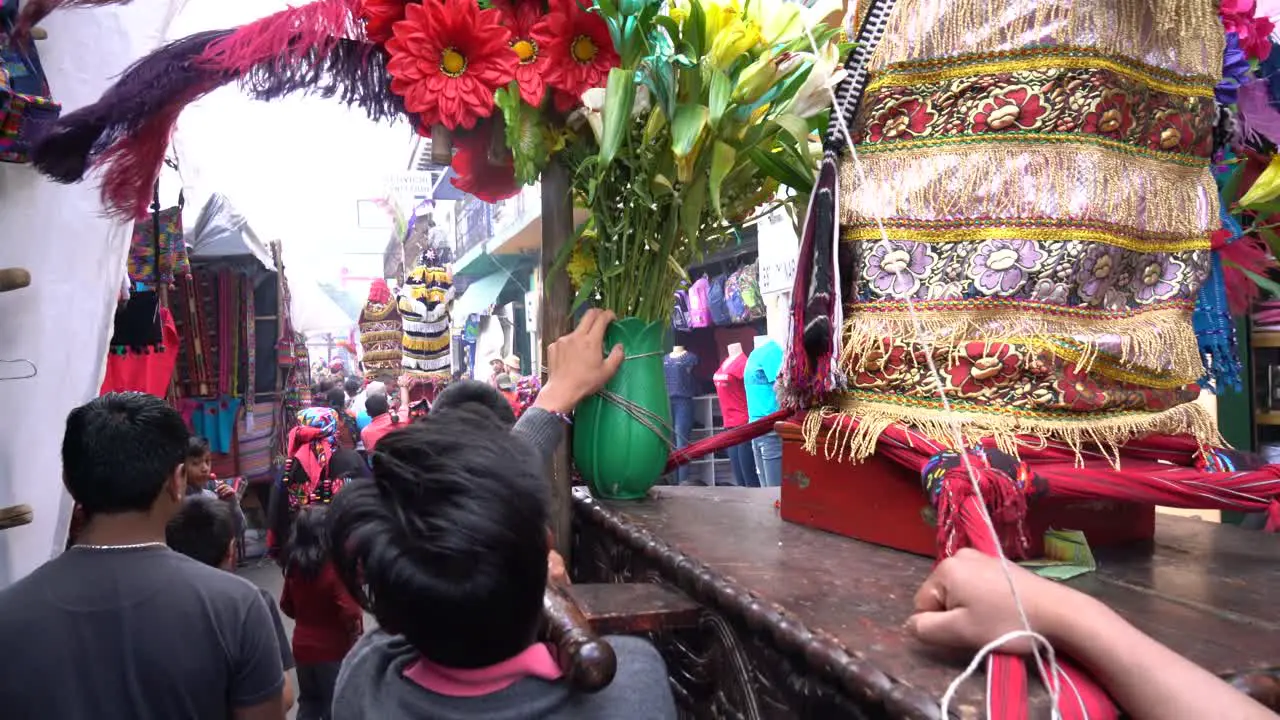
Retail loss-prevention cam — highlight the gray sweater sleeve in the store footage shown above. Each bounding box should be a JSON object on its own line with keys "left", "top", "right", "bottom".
{"left": 512, "top": 407, "right": 567, "bottom": 460}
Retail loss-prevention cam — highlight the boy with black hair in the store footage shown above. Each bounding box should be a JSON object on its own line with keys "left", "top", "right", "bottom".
{"left": 167, "top": 495, "right": 297, "bottom": 711}
{"left": 186, "top": 435, "right": 246, "bottom": 546}
{"left": 0, "top": 392, "right": 287, "bottom": 719}
{"left": 330, "top": 309, "right": 675, "bottom": 719}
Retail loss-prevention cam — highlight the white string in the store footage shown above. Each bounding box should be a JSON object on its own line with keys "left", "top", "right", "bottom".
{"left": 941, "top": 630, "right": 1064, "bottom": 718}
{"left": 797, "top": 16, "right": 1068, "bottom": 719}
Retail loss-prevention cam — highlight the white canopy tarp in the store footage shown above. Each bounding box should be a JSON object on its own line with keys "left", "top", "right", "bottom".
{"left": 289, "top": 271, "right": 355, "bottom": 337}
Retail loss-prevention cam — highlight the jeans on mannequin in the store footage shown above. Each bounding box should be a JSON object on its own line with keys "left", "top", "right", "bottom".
{"left": 727, "top": 439, "right": 761, "bottom": 487}
{"left": 671, "top": 396, "right": 694, "bottom": 484}
{"left": 752, "top": 431, "right": 783, "bottom": 487}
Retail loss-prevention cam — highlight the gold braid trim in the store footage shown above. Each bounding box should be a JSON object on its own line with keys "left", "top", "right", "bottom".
{"left": 842, "top": 223, "right": 1208, "bottom": 254}
{"left": 402, "top": 333, "right": 451, "bottom": 353}
{"left": 868, "top": 0, "right": 1224, "bottom": 79}
{"left": 840, "top": 143, "right": 1217, "bottom": 236}
{"left": 841, "top": 304, "right": 1202, "bottom": 382}
{"left": 866, "top": 49, "right": 1215, "bottom": 98}
{"left": 359, "top": 330, "right": 401, "bottom": 344}
{"left": 802, "top": 399, "right": 1220, "bottom": 468}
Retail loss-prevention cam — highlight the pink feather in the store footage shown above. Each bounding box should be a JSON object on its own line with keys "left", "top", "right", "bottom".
{"left": 1220, "top": 232, "right": 1279, "bottom": 314}
{"left": 1238, "top": 79, "right": 1280, "bottom": 147}
{"left": 195, "top": 0, "right": 364, "bottom": 76}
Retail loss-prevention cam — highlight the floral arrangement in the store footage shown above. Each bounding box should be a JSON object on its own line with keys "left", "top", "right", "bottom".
{"left": 358, "top": 0, "right": 844, "bottom": 321}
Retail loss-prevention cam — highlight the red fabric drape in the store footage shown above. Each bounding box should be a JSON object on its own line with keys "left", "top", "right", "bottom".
{"left": 99, "top": 308, "right": 178, "bottom": 397}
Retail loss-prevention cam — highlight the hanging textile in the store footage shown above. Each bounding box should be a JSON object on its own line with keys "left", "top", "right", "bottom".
{"left": 126, "top": 206, "right": 189, "bottom": 288}
{"left": 172, "top": 272, "right": 213, "bottom": 397}
{"left": 100, "top": 307, "right": 178, "bottom": 397}
{"left": 108, "top": 290, "right": 163, "bottom": 351}
{"left": 803, "top": 0, "right": 1223, "bottom": 462}
{"left": 359, "top": 278, "right": 403, "bottom": 378}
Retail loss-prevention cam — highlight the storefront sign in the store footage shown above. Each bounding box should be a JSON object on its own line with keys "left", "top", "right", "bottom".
{"left": 386, "top": 171, "right": 443, "bottom": 197}
{"left": 756, "top": 209, "right": 799, "bottom": 295}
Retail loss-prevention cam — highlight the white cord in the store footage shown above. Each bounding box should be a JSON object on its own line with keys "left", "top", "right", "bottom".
{"left": 797, "top": 16, "right": 1067, "bottom": 719}
{"left": 941, "top": 630, "right": 1062, "bottom": 718}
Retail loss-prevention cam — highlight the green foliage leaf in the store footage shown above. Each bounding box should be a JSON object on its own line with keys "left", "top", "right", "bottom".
{"left": 549, "top": 216, "right": 592, "bottom": 278}
{"left": 708, "top": 69, "right": 731, "bottom": 128}
{"left": 494, "top": 85, "right": 550, "bottom": 185}
{"left": 709, "top": 140, "right": 736, "bottom": 218}
{"left": 686, "top": 0, "right": 706, "bottom": 57}
{"left": 671, "top": 104, "right": 709, "bottom": 158}
{"left": 654, "top": 14, "right": 681, "bottom": 45}
{"left": 681, "top": 175, "right": 708, "bottom": 244}
{"left": 571, "top": 276, "right": 598, "bottom": 313}
{"left": 1232, "top": 263, "right": 1280, "bottom": 298}
{"left": 746, "top": 146, "right": 812, "bottom": 192}
{"left": 600, "top": 68, "right": 637, "bottom": 167}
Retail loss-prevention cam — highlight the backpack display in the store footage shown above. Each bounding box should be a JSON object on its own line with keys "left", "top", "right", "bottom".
{"left": 740, "top": 261, "right": 765, "bottom": 319}
{"left": 725, "top": 267, "right": 750, "bottom": 324}
{"left": 707, "top": 273, "right": 731, "bottom": 326}
{"left": 688, "top": 276, "right": 711, "bottom": 328}
{"left": 672, "top": 289, "right": 692, "bottom": 332}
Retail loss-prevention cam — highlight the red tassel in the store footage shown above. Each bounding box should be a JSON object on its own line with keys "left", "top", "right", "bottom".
{"left": 97, "top": 85, "right": 206, "bottom": 219}
{"left": 195, "top": 0, "right": 362, "bottom": 75}
{"left": 1266, "top": 499, "right": 1280, "bottom": 532}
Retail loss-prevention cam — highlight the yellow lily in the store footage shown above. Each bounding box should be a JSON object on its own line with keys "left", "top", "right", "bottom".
{"left": 732, "top": 50, "right": 803, "bottom": 104}
{"left": 709, "top": 15, "right": 762, "bottom": 69}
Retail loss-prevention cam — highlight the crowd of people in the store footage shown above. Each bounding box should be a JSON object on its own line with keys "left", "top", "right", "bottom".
{"left": 0, "top": 310, "right": 1272, "bottom": 719}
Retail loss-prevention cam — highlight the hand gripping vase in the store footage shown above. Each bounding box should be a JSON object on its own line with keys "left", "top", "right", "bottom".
{"left": 573, "top": 318, "right": 672, "bottom": 499}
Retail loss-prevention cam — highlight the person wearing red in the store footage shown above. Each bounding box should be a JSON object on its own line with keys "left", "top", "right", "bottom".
{"left": 359, "top": 394, "right": 407, "bottom": 453}
{"left": 712, "top": 343, "right": 760, "bottom": 487}
{"left": 280, "top": 505, "right": 364, "bottom": 720}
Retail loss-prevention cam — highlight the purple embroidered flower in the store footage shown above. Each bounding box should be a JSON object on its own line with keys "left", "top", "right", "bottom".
{"left": 1218, "top": 33, "right": 1251, "bottom": 106}
{"left": 968, "top": 240, "right": 1044, "bottom": 295}
{"left": 864, "top": 241, "right": 935, "bottom": 296}
{"left": 1130, "top": 254, "right": 1184, "bottom": 304}
{"left": 1078, "top": 245, "right": 1123, "bottom": 304}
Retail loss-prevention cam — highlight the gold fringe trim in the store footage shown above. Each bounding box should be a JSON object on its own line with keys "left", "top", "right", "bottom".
{"left": 841, "top": 304, "right": 1202, "bottom": 382}
{"left": 360, "top": 331, "right": 401, "bottom": 344}
{"left": 865, "top": 49, "right": 1215, "bottom": 98}
{"left": 803, "top": 398, "right": 1221, "bottom": 468}
{"left": 401, "top": 333, "right": 450, "bottom": 353}
{"left": 842, "top": 224, "right": 1208, "bottom": 254}
{"left": 840, "top": 142, "right": 1217, "bottom": 236}
{"left": 869, "top": 0, "right": 1224, "bottom": 80}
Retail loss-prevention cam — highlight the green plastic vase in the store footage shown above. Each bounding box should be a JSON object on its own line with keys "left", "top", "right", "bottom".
{"left": 573, "top": 317, "right": 672, "bottom": 500}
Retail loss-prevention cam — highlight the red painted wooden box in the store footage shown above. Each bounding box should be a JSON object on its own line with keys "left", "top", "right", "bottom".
{"left": 777, "top": 421, "right": 1155, "bottom": 558}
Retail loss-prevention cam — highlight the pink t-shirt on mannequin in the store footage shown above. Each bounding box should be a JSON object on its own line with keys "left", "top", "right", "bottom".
{"left": 713, "top": 353, "right": 749, "bottom": 427}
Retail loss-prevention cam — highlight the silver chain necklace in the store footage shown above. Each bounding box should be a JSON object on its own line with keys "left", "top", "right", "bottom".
{"left": 72, "top": 542, "right": 167, "bottom": 551}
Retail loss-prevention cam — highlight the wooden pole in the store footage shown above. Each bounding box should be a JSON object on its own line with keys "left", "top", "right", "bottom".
{"left": 540, "top": 161, "right": 574, "bottom": 556}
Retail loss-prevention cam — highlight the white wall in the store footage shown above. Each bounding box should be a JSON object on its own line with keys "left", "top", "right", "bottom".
{"left": 0, "top": 3, "right": 179, "bottom": 585}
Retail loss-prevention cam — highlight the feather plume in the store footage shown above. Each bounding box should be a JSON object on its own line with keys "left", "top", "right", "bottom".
{"left": 32, "top": 30, "right": 234, "bottom": 184}
{"left": 1238, "top": 79, "right": 1280, "bottom": 147}
{"left": 1219, "top": 232, "right": 1278, "bottom": 314}
{"left": 237, "top": 40, "right": 403, "bottom": 123}
{"left": 195, "top": 0, "right": 363, "bottom": 76}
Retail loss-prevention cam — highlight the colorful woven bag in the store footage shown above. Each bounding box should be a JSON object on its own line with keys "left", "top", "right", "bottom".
{"left": 0, "top": 26, "right": 60, "bottom": 165}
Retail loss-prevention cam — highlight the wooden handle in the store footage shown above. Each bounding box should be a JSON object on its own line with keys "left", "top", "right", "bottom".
{"left": 543, "top": 583, "right": 617, "bottom": 693}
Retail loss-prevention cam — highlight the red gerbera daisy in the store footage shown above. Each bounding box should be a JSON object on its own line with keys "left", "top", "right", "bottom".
{"left": 450, "top": 123, "right": 521, "bottom": 203}
{"left": 358, "top": 0, "right": 406, "bottom": 44}
{"left": 493, "top": 0, "right": 555, "bottom": 107}
{"left": 542, "top": 0, "right": 619, "bottom": 112}
{"left": 386, "top": 0, "right": 518, "bottom": 131}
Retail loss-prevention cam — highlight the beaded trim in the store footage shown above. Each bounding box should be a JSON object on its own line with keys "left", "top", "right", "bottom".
{"left": 855, "top": 133, "right": 1209, "bottom": 167}
{"left": 866, "top": 47, "right": 1216, "bottom": 97}
{"left": 841, "top": 222, "right": 1208, "bottom": 254}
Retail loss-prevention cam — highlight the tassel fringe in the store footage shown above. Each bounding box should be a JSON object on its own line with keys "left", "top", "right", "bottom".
{"left": 840, "top": 143, "right": 1218, "bottom": 237}
{"left": 195, "top": 0, "right": 363, "bottom": 75}
{"left": 840, "top": 304, "right": 1204, "bottom": 383}
{"left": 802, "top": 400, "right": 1222, "bottom": 469}
{"left": 238, "top": 40, "right": 403, "bottom": 123}
{"left": 868, "top": 0, "right": 1223, "bottom": 79}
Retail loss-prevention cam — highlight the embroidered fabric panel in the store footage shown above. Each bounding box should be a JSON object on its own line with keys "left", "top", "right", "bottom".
{"left": 127, "top": 207, "right": 189, "bottom": 287}
{"left": 829, "top": 6, "right": 1222, "bottom": 450}
{"left": 399, "top": 263, "right": 454, "bottom": 374}
{"left": 359, "top": 301, "right": 403, "bottom": 370}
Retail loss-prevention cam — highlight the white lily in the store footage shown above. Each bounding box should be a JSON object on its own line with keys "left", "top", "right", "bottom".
{"left": 577, "top": 87, "right": 607, "bottom": 144}
{"left": 782, "top": 42, "right": 847, "bottom": 119}
{"left": 746, "top": 0, "right": 841, "bottom": 46}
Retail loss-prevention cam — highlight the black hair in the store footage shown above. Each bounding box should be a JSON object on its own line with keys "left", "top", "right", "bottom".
{"left": 344, "top": 377, "right": 362, "bottom": 396}
{"left": 186, "top": 436, "right": 211, "bottom": 459}
{"left": 63, "top": 393, "right": 190, "bottom": 514}
{"left": 326, "top": 387, "right": 347, "bottom": 410}
{"left": 365, "top": 394, "right": 391, "bottom": 420}
{"left": 330, "top": 406, "right": 547, "bottom": 668}
{"left": 328, "top": 449, "right": 372, "bottom": 481}
{"left": 166, "top": 495, "right": 235, "bottom": 568}
{"left": 285, "top": 505, "right": 332, "bottom": 581}
{"left": 319, "top": 377, "right": 338, "bottom": 393}
{"left": 431, "top": 380, "right": 516, "bottom": 426}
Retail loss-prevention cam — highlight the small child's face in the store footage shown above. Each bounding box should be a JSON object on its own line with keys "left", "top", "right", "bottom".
{"left": 186, "top": 452, "right": 212, "bottom": 486}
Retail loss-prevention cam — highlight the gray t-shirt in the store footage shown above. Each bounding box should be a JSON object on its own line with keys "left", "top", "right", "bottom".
{"left": 0, "top": 544, "right": 284, "bottom": 719}
{"left": 333, "top": 630, "right": 676, "bottom": 720}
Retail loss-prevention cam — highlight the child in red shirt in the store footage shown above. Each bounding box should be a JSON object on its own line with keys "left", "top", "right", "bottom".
{"left": 280, "top": 505, "right": 364, "bottom": 720}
